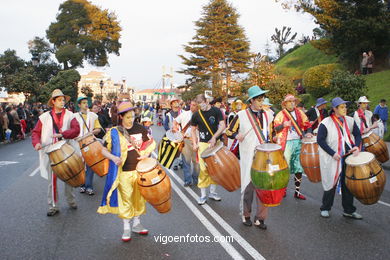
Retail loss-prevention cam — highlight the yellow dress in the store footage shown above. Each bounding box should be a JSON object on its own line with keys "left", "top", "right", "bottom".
{"left": 97, "top": 127, "right": 155, "bottom": 219}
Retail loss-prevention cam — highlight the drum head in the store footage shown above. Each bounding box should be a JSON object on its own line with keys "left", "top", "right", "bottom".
{"left": 362, "top": 131, "right": 373, "bottom": 139}
{"left": 166, "top": 130, "right": 184, "bottom": 143}
{"left": 345, "top": 151, "right": 375, "bottom": 166}
{"left": 302, "top": 136, "right": 317, "bottom": 144}
{"left": 75, "top": 132, "right": 94, "bottom": 142}
{"left": 136, "top": 157, "right": 158, "bottom": 173}
{"left": 255, "top": 143, "right": 281, "bottom": 152}
{"left": 46, "top": 140, "right": 67, "bottom": 153}
{"left": 201, "top": 141, "right": 224, "bottom": 158}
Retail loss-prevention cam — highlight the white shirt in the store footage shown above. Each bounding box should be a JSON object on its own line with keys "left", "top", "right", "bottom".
{"left": 287, "top": 111, "right": 300, "bottom": 140}
{"left": 174, "top": 110, "right": 193, "bottom": 137}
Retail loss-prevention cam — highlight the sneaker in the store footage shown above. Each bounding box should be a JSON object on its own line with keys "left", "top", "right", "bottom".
{"left": 47, "top": 208, "right": 59, "bottom": 217}
{"left": 122, "top": 229, "right": 131, "bottom": 242}
{"left": 86, "top": 188, "right": 95, "bottom": 196}
{"left": 198, "top": 196, "right": 207, "bottom": 205}
{"left": 173, "top": 165, "right": 178, "bottom": 171}
{"left": 242, "top": 216, "right": 252, "bottom": 226}
{"left": 80, "top": 187, "right": 86, "bottom": 193}
{"left": 320, "top": 210, "right": 330, "bottom": 218}
{"left": 343, "top": 212, "right": 363, "bottom": 220}
{"left": 69, "top": 202, "right": 78, "bottom": 210}
{"left": 132, "top": 223, "right": 149, "bottom": 235}
{"left": 209, "top": 192, "right": 221, "bottom": 201}
{"left": 294, "top": 192, "right": 306, "bottom": 200}
{"left": 253, "top": 218, "right": 267, "bottom": 230}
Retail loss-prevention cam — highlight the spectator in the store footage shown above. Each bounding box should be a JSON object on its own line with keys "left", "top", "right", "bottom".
{"left": 374, "top": 99, "right": 388, "bottom": 132}
{"left": 361, "top": 52, "right": 368, "bottom": 75}
{"left": 367, "top": 51, "right": 375, "bottom": 74}
{"left": 372, "top": 114, "right": 384, "bottom": 139}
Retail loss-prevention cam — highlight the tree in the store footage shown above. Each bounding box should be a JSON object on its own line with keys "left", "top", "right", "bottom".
{"left": 271, "top": 26, "right": 297, "bottom": 58}
{"left": 0, "top": 49, "right": 25, "bottom": 90}
{"left": 42, "top": 69, "right": 81, "bottom": 103}
{"left": 248, "top": 54, "right": 277, "bottom": 87}
{"left": 264, "top": 40, "right": 272, "bottom": 58}
{"left": 46, "top": 0, "right": 122, "bottom": 69}
{"left": 275, "top": 0, "right": 390, "bottom": 69}
{"left": 181, "top": 81, "right": 210, "bottom": 101}
{"left": 179, "top": 0, "right": 251, "bottom": 97}
{"left": 28, "top": 37, "right": 54, "bottom": 64}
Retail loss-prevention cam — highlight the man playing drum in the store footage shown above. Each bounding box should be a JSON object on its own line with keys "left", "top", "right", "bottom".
{"left": 191, "top": 94, "right": 226, "bottom": 205}
{"left": 74, "top": 96, "right": 102, "bottom": 195}
{"left": 274, "top": 94, "right": 313, "bottom": 200}
{"left": 317, "top": 97, "right": 363, "bottom": 219}
{"left": 98, "top": 102, "right": 156, "bottom": 242}
{"left": 353, "top": 96, "right": 378, "bottom": 135}
{"left": 31, "top": 89, "right": 80, "bottom": 216}
{"left": 173, "top": 99, "right": 199, "bottom": 187}
{"left": 306, "top": 98, "right": 329, "bottom": 133}
{"left": 226, "top": 86, "right": 273, "bottom": 230}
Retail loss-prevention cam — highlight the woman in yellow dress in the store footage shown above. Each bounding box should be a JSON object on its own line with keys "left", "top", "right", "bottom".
{"left": 98, "top": 102, "right": 156, "bottom": 242}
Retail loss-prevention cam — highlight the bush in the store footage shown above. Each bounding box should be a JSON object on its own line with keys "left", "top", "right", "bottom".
{"left": 264, "top": 76, "right": 297, "bottom": 109}
{"left": 330, "top": 70, "right": 367, "bottom": 113}
{"left": 303, "top": 63, "right": 340, "bottom": 98}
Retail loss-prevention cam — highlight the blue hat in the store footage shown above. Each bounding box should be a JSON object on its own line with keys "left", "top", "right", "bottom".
{"left": 247, "top": 86, "right": 268, "bottom": 102}
{"left": 315, "top": 98, "right": 329, "bottom": 108}
{"left": 77, "top": 96, "right": 88, "bottom": 104}
{"left": 263, "top": 98, "right": 273, "bottom": 106}
{"left": 331, "top": 97, "right": 350, "bottom": 108}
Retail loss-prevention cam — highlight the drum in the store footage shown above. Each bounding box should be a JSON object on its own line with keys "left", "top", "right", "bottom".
{"left": 201, "top": 141, "right": 240, "bottom": 192}
{"left": 251, "top": 143, "right": 290, "bottom": 207}
{"left": 345, "top": 152, "right": 386, "bottom": 205}
{"left": 136, "top": 158, "right": 172, "bottom": 213}
{"left": 362, "top": 131, "right": 389, "bottom": 163}
{"left": 46, "top": 140, "right": 85, "bottom": 187}
{"left": 76, "top": 133, "right": 109, "bottom": 177}
{"left": 158, "top": 130, "right": 184, "bottom": 168}
{"left": 300, "top": 136, "right": 321, "bottom": 183}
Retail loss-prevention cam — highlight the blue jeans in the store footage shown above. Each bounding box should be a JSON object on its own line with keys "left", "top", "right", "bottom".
{"left": 82, "top": 165, "right": 94, "bottom": 190}
{"left": 182, "top": 154, "right": 199, "bottom": 185}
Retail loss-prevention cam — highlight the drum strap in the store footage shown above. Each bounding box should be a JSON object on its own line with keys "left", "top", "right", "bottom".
{"left": 282, "top": 109, "right": 303, "bottom": 137}
{"left": 245, "top": 109, "right": 265, "bottom": 144}
{"left": 181, "top": 121, "right": 192, "bottom": 135}
{"left": 79, "top": 112, "right": 90, "bottom": 134}
{"left": 199, "top": 110, "right": 214, "bottom": 135}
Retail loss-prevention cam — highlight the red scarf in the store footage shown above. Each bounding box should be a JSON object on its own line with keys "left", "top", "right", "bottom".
{"left": 357, "top": 109, "right": 368, "bottom": 133}
{"left": 51, "top": 109, "right": 66, "bottom": 133}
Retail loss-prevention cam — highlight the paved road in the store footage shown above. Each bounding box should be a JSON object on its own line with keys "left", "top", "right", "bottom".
{"left": 0, "top": 125, "right": 389, "bottom": 260}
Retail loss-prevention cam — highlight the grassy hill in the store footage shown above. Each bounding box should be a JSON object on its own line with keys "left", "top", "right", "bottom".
{"left": 275, "top": 43, "right": 338, "bottom": 80}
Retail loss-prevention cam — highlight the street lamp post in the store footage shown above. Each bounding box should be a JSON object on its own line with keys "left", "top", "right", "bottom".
{"left": 99, "top": 80, "right": 104, "bottom": 102}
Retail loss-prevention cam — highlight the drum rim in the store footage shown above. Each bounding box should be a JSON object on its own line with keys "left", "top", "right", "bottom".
{"left": 46, "top": 140, "right": 67, "bottom": 153}
{"left": 200, "top": 141, "right": 224, "bottom": 158}
{"left": 136, "top": 158, "right": 159, "bottom": 173}
{"left": 345, "top": 151, "right": 375, "bottom": 165}
{"left": 75, "top": 132, "right": 94, "bottom": 142}
{"left": 255, "top": 143, "right": 282, "bottom": 152}
{"left": 302, "top": 137, "right": 317, "bottom": 144}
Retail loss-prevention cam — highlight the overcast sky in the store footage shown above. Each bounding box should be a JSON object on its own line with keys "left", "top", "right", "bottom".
{"left": 0, "top": 0, "right": 316, "bottom": 90}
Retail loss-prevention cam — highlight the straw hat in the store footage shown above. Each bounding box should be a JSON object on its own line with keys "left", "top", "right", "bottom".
{"left": 356, "top": 96, "right": 370, "bottom": 103}
{"left": 281, "top": 94, "right": 300, "bottom": 108}
{"left": 47, "top": 89, "right": 70, "bottom": 107}
{"left": 117, "top": 102, "right": 136, "bottom": 114}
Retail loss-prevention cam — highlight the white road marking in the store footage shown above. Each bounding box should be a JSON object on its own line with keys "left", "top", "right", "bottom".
{"left": 302, "top": 174, "right": 390, "bottom": 208}
{"left": 29, "top": 167, "right": 40, "bottom": 177}
{"left": 0, "top": 161, "right": 19, "bottom": 167}
{"left": 152, "top": 152, "right": 265, "bottom": 260}
{"left": 169, "top": 175, "right": 245, "bottom": 260}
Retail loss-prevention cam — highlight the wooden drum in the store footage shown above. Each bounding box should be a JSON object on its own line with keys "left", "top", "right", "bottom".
{"left": 362, "top": 131, "right": 389, "bottom": 163}
{"left": 46, "top": 140, "right": 85, "bottom": 187}
{"left": 300, "top": 136, "right": 321, "bottom": 183}
{"left": 200, "top": 141, "right": 240, "bottom": 192}
{"left": 76, "top": 133, "right": 109, "bottom": 177}
{"left": 251, "top": 143, "right": 290, "bottom": 207}
{"left": 136, "top": 158, "right": 172, "bottom": 213}
{"left": 345, "top": 152, "right": 386, "bottom": 205}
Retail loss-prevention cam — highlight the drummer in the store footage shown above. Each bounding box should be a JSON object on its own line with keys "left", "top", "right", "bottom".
{"left": 274, "top": 94, "right": 313, "bottom": 200}
{"left": 173, "top": 99, "right": 200, "bottom": 187}
{"left": 191, "top": 94, "right": 226, "bottom": 205}
{"left": 306, "top": 98, "right": 329, "bottom": 133}
{"left": 163, "top": 98, "right": 183, "bottom": 170}
{"left": 74, "top": 96, "right": 102, "bottom": 196}
{"left": 317, "top": 97, "right": 363, "bottom": 219}
{"left": 31, "top": 89, "right": 80, "bottom": 216}
{"left": 353, "top": 96, "right": 378, "bottom": 135}
{"left": 98, "top": 102, "right": 156, "bottom": 242}
{"left": 227, "top": 99, "right": 245, "bottom": 156}
{"left": 226, "top": 86, "right": 273, "bottom": 230}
